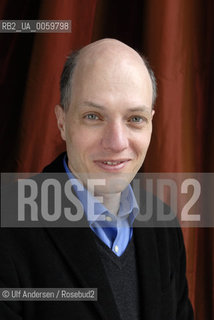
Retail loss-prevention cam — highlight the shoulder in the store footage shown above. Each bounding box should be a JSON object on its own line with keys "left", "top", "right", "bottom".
{"left": 42, "top": 152, "right": 66, "bottom": 173}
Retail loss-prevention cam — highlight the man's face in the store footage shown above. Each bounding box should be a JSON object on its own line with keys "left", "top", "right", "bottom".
{"left": 56, "top": 50, "right": 154, "bottom": 195}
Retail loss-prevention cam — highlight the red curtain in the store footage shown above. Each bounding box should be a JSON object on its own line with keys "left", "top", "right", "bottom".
{"left": 1, "top": 1, "right": 213, "bottom": 319}
{"left": 17, "top": 0, "right": 97, "bottom": 172}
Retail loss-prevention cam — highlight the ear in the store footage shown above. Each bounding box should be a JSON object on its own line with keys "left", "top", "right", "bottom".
{"left": 151, "top": 110, "right": 155, "bottom": 119}
{"left": 55, "top": 104, "right": 66, "bottom": 141}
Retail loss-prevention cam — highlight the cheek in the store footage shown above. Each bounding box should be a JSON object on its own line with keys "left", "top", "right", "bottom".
{"left": 132, "top": 132, "right": 152, "bottom": 156}
{"left": 74, "top": 127, "right": 101, "bottom": 148}
{"left": 66, "top": 128, "right": 97, "bottom": 159}
{"left": 66, "top": 124, "right": 82, "bottom": 146}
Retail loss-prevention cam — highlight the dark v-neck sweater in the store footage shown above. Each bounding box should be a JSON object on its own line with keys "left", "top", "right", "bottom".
{"left": 95, "top": 235, "right": 140, "bottom": 320}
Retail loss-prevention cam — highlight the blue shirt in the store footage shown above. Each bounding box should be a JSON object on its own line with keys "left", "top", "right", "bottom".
{"left": 63, "top": 156, "right": 139, "bottom": 256}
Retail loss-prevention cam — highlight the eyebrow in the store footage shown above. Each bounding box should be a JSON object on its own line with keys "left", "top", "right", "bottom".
{"left": 79, "top": 101, "right": 152, "bottom": 113}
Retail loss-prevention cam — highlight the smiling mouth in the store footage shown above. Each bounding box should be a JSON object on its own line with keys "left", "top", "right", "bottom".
{"left": 94, "top": 159, "right": 130, "bottom": 170}
{"left": 102, "top": 161, "right": 125, "bottom": 165}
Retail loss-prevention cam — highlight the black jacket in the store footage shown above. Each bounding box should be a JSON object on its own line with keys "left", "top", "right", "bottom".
{"left": 0, "top": 153, "right": 194, "bottom": 319}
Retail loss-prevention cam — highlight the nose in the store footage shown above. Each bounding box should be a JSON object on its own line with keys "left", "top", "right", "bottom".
{"left": 101, "top": 121, "right": 129, "bottom": 152}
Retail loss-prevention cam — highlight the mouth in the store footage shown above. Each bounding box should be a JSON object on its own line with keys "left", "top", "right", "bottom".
{"left": 94, "top": 159, "right": 130, "bottom": 171}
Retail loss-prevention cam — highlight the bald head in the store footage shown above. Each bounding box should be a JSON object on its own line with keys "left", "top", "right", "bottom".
{"left": 60, "top": 38, "right": 157, "bottom": 111}
{"left": 78, "top": 38, "right": 144, "bottom": 65}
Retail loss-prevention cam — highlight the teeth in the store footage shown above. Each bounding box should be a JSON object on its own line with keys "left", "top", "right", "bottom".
{"left": 103, "top": 161, "right": 122, "bottom": 165}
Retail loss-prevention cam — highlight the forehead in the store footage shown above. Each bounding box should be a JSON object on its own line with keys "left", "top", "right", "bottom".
{"left": 69, "top": 46, "right": 153, "bottom": 110}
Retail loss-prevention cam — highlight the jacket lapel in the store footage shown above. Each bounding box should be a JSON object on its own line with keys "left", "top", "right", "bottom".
{"left": 46, "top": 227, "right": 121, "bottom": 320}
{"left": 134, "top": 227, "right": 161, "bottom": 320}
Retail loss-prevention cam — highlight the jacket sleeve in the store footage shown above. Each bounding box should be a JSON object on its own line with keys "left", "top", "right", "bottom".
{"left": 0, "top": 249, "right": 23, "bottom": 320}
{"left": 175, "top": 227, "right": 194, "bottom": 319}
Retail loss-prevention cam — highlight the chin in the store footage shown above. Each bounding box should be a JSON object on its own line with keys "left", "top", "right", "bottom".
{"left": 93, "top": 177, "right": 130, "bottom": 195}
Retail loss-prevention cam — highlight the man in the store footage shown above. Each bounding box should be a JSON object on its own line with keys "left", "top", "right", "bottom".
{"left": 0, "top": 39, "right": 194, "bottom": 319}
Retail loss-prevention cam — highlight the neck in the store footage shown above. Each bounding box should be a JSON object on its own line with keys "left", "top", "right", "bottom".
{"left": 97, "top": 192, "right": 121, "bottom": 216}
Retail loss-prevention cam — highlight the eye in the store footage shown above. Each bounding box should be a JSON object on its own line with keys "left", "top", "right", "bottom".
{"left": 130, "top": 116, "right": 143, "bottom": 123}
{"left": 130, "top": 116, "right": 147, "bottom": 123}
{"left": 84, "top": 114, "right": 99, "bottom": 120}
